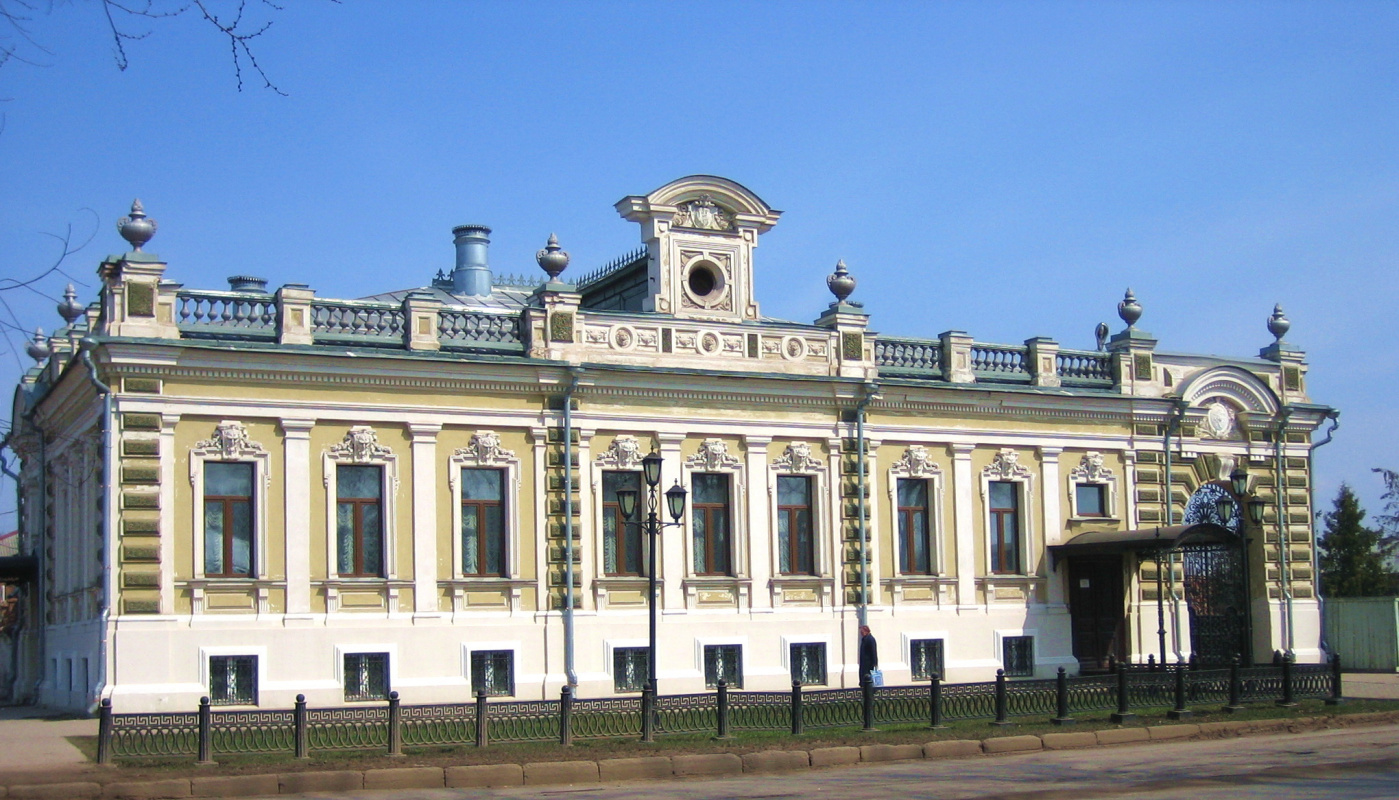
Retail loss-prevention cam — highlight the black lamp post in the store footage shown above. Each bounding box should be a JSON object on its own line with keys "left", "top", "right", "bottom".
{"left": 615, "top": 451, "right": 686, "bottom": 743}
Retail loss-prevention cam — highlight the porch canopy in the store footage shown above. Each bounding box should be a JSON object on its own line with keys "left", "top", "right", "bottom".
{"left": 1048, "top": 522, "right": 1235, "bottom": 568}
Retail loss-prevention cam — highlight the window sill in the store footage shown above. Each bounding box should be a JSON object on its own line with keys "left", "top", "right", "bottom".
{"left": 1068, "top": 516, "right": 1121, "bottom": 523}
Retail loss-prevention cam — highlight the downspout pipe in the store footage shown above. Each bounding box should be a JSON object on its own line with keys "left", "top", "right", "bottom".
{"left": 1163, "top": 399, "right": 1186, "bottom": 661}
{"left": 15, "top": 403, "right": 49, "bottom": 704}
{"left": 79, "top": 340, "right": 113, "bottom": 714}
{"left": 855, "top": 382, "right": 878, "bottom": 628}
{"left": 561, "top": 367, "right": 582, "bottom": 688}
{"left": 1309, "top": 411, "right": 1339, "bottom": 655}
{"left": 0, "top": 442, "right": 27, "bottom": 702}
{"left": 1273, "top": 406, "right": 1294, "bottom": 656}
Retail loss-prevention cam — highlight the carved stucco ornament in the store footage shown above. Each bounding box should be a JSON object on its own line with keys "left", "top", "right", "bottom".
{"left": 672, "top": 195, "right": 734, "bottom": 231}
{"left": 894, "top": 445, "right": 941, "bottom": 477}
{"left": 456, "top": 431, "right": 515, "bottom": 465}
{"left": 330, "top": 425, "right": 394, "bottom": 463}
{"left": 983, "top": 448, "right": 1032, "bottom": 480}
{"left": 772, "top": 442, "right": 821, "bottom": 473}
{"left": 597, "top": 435, "right": 644, "bottom": 469}
{"left": 686, "top": 438, "right": 742, "bottom": 471}
{"left": 194, "top": 420, "right": 267, "bottom": 461}
{"left": 1070, "top": 451, "right": 1113, "bottom": 482}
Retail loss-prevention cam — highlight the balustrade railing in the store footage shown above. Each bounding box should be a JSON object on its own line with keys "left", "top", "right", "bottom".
{"left": 970, "top": 343, "right": 1030, "bottom": 378}
{"left": 874, "top": 338, "right": 942, "bottom": 374}
{"left": 1057, "top": 349, "right": 1114, "bottom": 386}
{"left": 311, "top": 300, "right": 406, "bottom": 342}
{"left": 438, "top": 308, "right": 522, "bottom": 349}
{"left": 99, "top": 658, "right": 1336, "bottom": 763}
{"left": 176, "top": 291, "right": 278, "bottom": 339}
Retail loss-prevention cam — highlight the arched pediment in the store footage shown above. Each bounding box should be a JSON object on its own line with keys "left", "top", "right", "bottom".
{"left": 1178, "top": 366, "right": 1279, "bottom": 416}
{"left": 617, "top": 175, "right": 782, "bottom": 232}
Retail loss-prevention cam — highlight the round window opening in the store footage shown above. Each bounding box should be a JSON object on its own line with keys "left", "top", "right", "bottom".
{"left": 688, "top": 265, "right": 717, "bottom": 297}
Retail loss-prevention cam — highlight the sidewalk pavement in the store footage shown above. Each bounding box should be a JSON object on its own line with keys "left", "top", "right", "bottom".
{"left": 0, "top": 671, "right": 1391, "bottom": 776}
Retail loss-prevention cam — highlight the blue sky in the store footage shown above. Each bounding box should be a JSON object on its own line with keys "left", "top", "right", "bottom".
{"left": 1, "top": 1, "right": 1396, "bottom": 524}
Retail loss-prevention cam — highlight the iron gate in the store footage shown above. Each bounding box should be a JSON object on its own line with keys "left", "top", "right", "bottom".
{"left": 1181, "top": 542, "right": 1250, "bottom": 666}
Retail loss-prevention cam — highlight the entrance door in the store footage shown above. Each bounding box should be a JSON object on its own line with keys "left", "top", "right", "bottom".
{"left": 1068, "top": 556, "right": 1126, "bottom": 671}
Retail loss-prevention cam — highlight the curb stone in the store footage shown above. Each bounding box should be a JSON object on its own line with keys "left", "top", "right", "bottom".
{"left": 672, "top": 753, "right": 743, "bottom": 777}
{"left": 188, "top": 775, "right": 278, "bottom": 798}
{"left": 278, "top": 771, "right": 362, "bottom": 794}
{"left": 9, "top": 783, "right": 102, "bottom": 799}
{"left": 1095, "top": 727, "right": 1150, "bottom": 745}
{"left": 809, "top": 746, "right": 861, "bottom": 767}
{"left": 741, "top": 751, "right": 809, "bottom": 773}
{"left": 103, "top": 778, "right": 191, "bottom": 798}
{"left": 598, "top": 757, "right": 673, "bottom": 782}
{"left": 860, "top": 743, "right": 924, "bottom": 762}
{"left": 362, "top": 767, "right": 443, "bottom": 790}
{"left": 923, "top": 739, "right": 983, "bottom": 758}
{"left": 444, "top": 764, "right": 523, "bottom": 788}
{"left": 523, "top": 761, "right": 599, "bottom": 785}
{"left": 1147, "top": 724, "right": 1199, "bottom": 740}
{"left": 1041, "top": 731, "right": 1097, "bottom": 750}
{"left": 982, "top": 735, "right": 1042, "bottom": 754}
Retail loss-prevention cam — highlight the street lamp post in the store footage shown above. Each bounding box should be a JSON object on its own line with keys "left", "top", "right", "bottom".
{"left": 615, "top": 452, "right": 687, "bottom": 743}
{"left": 1217, "top": 466, "right": 1266, "bottom": 664}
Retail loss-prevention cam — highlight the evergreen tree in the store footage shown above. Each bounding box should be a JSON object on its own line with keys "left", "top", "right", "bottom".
{"left": 1318, "top": 483, "right": 1397, "bottom": 597}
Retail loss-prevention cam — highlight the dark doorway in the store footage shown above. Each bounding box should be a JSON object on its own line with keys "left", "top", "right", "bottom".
{"left": 1181, "top": 543, "right": 1251, "bottom": 666}
{"left": 1067, "top": 556, "right": 1126, "bottom": 671}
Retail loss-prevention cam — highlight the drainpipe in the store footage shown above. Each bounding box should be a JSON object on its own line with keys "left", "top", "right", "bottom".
{"left": 561, "top": 367, "right": 582, "bottom": 688}
{"left": 79, "top": 340, "right": 114, "bottom": 714}
{"left": 855, "top": 382, "right": 878, "bottom": 628}
{"left": 11, "top": 405, "right": 49, "bottom": 704}
{"left": 0, "top": 442, "right": 28, "bottom": 702}
{"left": 1309, "top": 411, "right": 1339, "bottom": 655}
{"left": 1163, "top": 399, "right": 1186, "bottom": 661}
{"left": 1273, "top": 406, "right": 1294, "bottom": 656}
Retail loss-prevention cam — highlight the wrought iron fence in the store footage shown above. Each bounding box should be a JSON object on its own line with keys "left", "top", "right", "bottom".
{"left": 99, "top": 657, "right": 1340, "bottom": 763}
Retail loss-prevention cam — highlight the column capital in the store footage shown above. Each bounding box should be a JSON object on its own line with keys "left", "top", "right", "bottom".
{"left": 280, "top": 418, "right": 315, "bottom": 437}
{"left": 1038, "top": 446, "right": 1063, "bottom": 460}
{"left": 407, "top": 421, "right": 443, "bottom": 441}
{"left": 951, "top": 442, "right": 977, "bottom": 457}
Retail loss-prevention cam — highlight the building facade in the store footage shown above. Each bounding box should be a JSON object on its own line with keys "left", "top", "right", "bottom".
{"left": 7, "top": 176, "right": 1335, "bottom": 714}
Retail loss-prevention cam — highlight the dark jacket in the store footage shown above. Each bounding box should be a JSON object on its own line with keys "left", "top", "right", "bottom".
{"left": 859, "top": 633, "right": 879, "bottom": 677}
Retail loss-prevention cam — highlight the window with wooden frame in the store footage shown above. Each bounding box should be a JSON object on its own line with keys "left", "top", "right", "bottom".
{"left": 203, "top": 462, "right": 254, "bottom": 578}
{"left": 602, "top": 471, "right": 642, "bottom": 576}
{"left": 691, "top": 473, "right": 732, "bottom": 576}
{"left": 777, "top": 475, "right": 815, "bottom": 575}
{"left": 460, "top": 468, "right": 506, "bottom": 577}
{"left": 336, "top": 465, "right": 384, "bottom": 578}
{"left": 897, "top": 478, "right": 933, "bottom": 575}
{"left": 989, "top": 480, "right": 1021, "bottom": 575}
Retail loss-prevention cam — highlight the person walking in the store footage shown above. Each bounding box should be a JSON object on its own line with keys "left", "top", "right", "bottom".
{"left": 859, "top": 625, "right": 879, "bottom": 685}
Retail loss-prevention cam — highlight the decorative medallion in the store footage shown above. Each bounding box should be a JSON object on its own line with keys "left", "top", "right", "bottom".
{"left": 672, "top": 195, "right": 734, "bottom": 231}
{"left": 698, "top": 331, "right": 722, "bottom": 356}
{"left": 782, "top": 336, "right": 806, "bottom": 361}
{"left": 597, "top": 435, "right": 643, "bottom": 469}
{"left": 685, "top": 438, "right": 742, "bottom": 471}
{"left": 983, "top": 448, "right": 1032, "bottom": 480}
{"left": 457, "top": 431, "right": 515, "bottom": 465}
{"left": 772, "top": 442, "right": 821, "bottom": 473}
{"left": 611, "top": 325, "right": 636, "bottom": 350}
{"left": 1199, "top": 401, "right": 1236, "bottom": 440}
{"left": 330, "top": 426, "right": 394, "bottom": 463}
{"left": 194, "top": 420, "right": 266, "bottom": 461}
{"left": 894, "top": 445, "right": 941, "bottom": 478}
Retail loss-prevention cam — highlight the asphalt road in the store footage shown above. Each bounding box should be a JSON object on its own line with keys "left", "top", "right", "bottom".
{"left": 248, "top": 724, "right": 1399, "bottom": 800}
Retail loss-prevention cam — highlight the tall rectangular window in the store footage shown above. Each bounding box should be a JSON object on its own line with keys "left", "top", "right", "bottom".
{"left": 691, "top": 473, "right": 732, "bottom": 575}
{"left": 910, "top": 638, "right": 945, "bottom": 681}
{"left": 777, "top": 476, "right": 814, "bottom": 575}
{"left": 336, "top": 465, "right": 383, "bottom": 577}
{"left": 1075, "top": 484, "right": 1106, "bottom": 517}
{"left": 204, "top": 462, "right": 254, "bottom": 577}
{"left": 461, "top": 468, "right": 505, "bottom": 576}
{"left": 1002, "top": 636, "right": 1034, "bottom": 677}
{"left": 897, "top": 479, "right": 932, "bottom": 574}
{"left": 704, "top": 644, "right": 743, "bottom": 688}
{"left": 613, "top": 647, "right": 649, "bottom": 693}
{"left": 344, "top": 652, "right": 390, "bottom": 701}
{"left": 790, "top": 642, "right": 826, "bottom": 685}
{"left": 209, "top": 655, "right": 257, "bottom": 705}
{"left": 989, "top": 481, "right": 1021, "bottom": 575}
{"left": 602, "top": 471, "right": 642, "bottom": 576}
{"left": 470, "top": 650, "right": 514, "bottom": 697}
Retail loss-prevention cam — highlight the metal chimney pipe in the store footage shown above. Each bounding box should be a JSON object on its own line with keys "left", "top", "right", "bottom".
{"left": 452, "top": 224, "right": 492, "bottom": 297}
